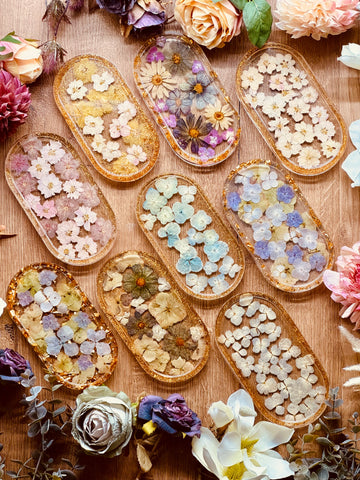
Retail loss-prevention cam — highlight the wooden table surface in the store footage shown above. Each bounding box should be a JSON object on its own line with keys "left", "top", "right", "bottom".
{"left": 1, "top": 1, "right": 360, "bottom": 478}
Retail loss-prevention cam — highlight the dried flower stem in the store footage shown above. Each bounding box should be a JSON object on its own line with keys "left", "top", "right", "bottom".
{"left": 134, "top": 432, "right": 164, "bottom": 480}
{"left": 53, "top": 0, "right": 71, "bottom": 39}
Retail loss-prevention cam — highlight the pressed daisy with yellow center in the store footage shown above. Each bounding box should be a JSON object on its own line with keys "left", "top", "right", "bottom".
{"left": 193, "top": 83, "right": 204, "bottom": 94}
{"left": 204, "top": 100, "right": 234, "bottom": 130}
{"left": 152, "top": 74, "right": 163, "bottom": 86}
{"left": 176, "top": 337, "right": 185, "bottom": 346}
{"left": 189, "top": 128, "right": 200, "bottom": 138}
{"left": 137, "top": 321, "right": 145, "bottom": 329}
{"left": 214, "top": 111, "right": 224, "bottom": 121}
{"left": 136, "top": 277, "right": 146, "bottom": 287}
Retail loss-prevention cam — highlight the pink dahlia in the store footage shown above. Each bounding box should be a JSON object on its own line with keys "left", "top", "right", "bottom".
{"left": 0, "top": 70, "right": 31, "bottom": 142}
{"left": 323, "top": 242, "right": 360, "bottom": 330}
{"left": 275, "top": 0, "right": 360, "bottom": 40}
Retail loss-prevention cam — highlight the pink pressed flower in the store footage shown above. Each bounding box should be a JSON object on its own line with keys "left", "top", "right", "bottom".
{"left": 323, "top": 242, "right": 360, "bottom": 330}
{"left": 20, "top": 135, "right": 43, "bottom": 160}
{"left": 165, "top": 114, "right": 177, "bottom": 128}
{"left": 146, "top": 46, "right": 165, "bottom": 63}
{"left": 75, "top": 235, "right": 98, "bottom": 259}
{"left": 55, "top": 196, "right": 79, "bottom": 222}
{"left": 79, "top": 183, "right": 100, "bottom": 208}
{"left": 54, "top": 153, "right": 80, "bottom": 181}
{"left": 40, "top": 219, "right": 58, "bottom": 238}
{"left": 154, "top": 99, "right": 168, "bottom": 113}
{"left": 25, "top": 193, "right": 41, "bottom": 210}
{"left": 15, "top": 172, "right": 37, "bottom": 196}
{"left": 223, "top": 128, "right": 235, "bottom": 144}
{"left": 275, "top": 0, "right": 360, "bottom": 40}
{"left": 10, "top": 153, "right": 29, "bottom": 175}
{"left": 90, "top": 218, "right": 114, "bottom": 246}
{"left": 56, "top": 220, "right": 80, "bottom": 244}
{"left": 33, "top": 200, "right": 57, "bottom": 219}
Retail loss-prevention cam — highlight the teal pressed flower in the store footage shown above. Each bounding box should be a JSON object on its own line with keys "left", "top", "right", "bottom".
{"left": 176, "top": 256, "right": 203, "bottom": 274}
{"left": 158, "top": 222, "right": 181, "bottom": 247}
{"left": 155, "top": 176, "right": 178, "bottom": 199}
{"left": 204, "top": 241, "right": 229, "bottom": 263}
{"left": 157, "top": 206, "right": 174, "bottom": 225}
{"left": 143, "top": 187, "right": 167, "bottom": 215}
{"left": 190, "top": 210, "right": 212, "bottom": 231}
{"left": 172, "top": 201, "right": 194, "bottom": 224}
{"left": 187, "top": 227, "right": 204, "bottom": 246}
{"left": 202, "top": 229, "right": 219, "bottom": 245}
{"left": 180, "top": 71, "right": 217, "bottom": 110}
{"left": 204, "top": 261, "right": 218, "bottom": 275}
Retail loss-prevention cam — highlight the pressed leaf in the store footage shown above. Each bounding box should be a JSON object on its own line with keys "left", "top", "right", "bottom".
{"left": 0, "top": 32, "right": 21, "bottom": 44}
{"left": 316, "top": 437, "right": 334, "bottom": 447}
{"left": 243, "top": 0, "right": 272, "bottom": 48}
{"left": 136, "top": 443, "right": 152, "bottom": 473}
{"left": 53, "top": 406, "right": 67, "bottom": 417}
{"left": 229, "top": 0, "right": 247, "bottom": 9}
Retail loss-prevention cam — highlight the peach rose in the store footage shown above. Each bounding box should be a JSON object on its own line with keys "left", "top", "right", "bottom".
{"left": 174, "top": 0, "right": 242, "bottom": 49}
{"left": 0, "top": 35, "right": 43, "bottom": 84}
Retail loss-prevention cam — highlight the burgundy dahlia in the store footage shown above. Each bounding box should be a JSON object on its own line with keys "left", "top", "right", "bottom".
{"left": 0, "top": 70, "right": 31, "bottom": 142}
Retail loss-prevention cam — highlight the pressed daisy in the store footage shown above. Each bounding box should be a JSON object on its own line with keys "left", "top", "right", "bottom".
{"left": 309, "top": 106, "right": 329, "bottom": 124}
{"left": 109, "top": 117, "right": 131, "bottom": 139}
{"left": 54, "top": 153, "right": 80, "bottom": 181}
{"left": 75, "top": 236, "right": 98, "bottom": 259}
{"left": 139, "top": 62, "right": 177, "bottom": 100}
{"left": 123, "top": 264, "right": 158, "bottom": 300}
{"left": 204, "top": 100, "right": 234, "bottom": 130}
{"left": 33, "top": 200, "right": 57, "bottom": 219}
{"left": 301, "top": 86, "right": 318, "bottom": 104}
{"left": 294, "top": 121, "right": 315, "bottom": 143}
{"left": 40, "top": 141, "right": 65, "bottom": 165}
{"left": 277, "top": 134, "right": 301, "bottom": 158}
{"left": 262, "top": 95, "right": 287, "bottom": 119}
{"left": 28, "top": 157, "right": 51, "bottom": 180}
{"left": 321, "top": 139, "right": 341, "bottom": 158}
{"left": 58, "top": 243, "right": 77, "bottom": 260}
{"left": 166, "top": 89, "right": 192, "bottom": 116}
{"left": 126, "top": 145, "right": 147, "bottom": 165}
{"left": 241, "top": 67, "right": 263, "bottom": 91}
{"left": 91, "top": 134, "right": 106, "bottom": 154}
{"left": 63, "top": 179, "right": 84, "bottom": 200}
{"left": 92, "top": 71, "right": 114, "bottom": 92}
{"left": 288, "top": 69, "right": 308, "bottom": 89}
{"left": 82, "top": 115, "right": 104, "bottom": 135}
{"left": 257, "top": 53, "right": 277, "bottom": 74}
{"left": 55, "top": 196, "right": 79, "bottom": 222}
{"left": 117, "top": 100, "right": 137, "bottom": 121}
{"left": 314, "top": 120, "right": 336, "bottom": 142}
{"left": 297, "top": 147, "right": 321, "bottom": 169}
{"left": 173, "top": 113, "right": 212, "bottom": 154}
{"left": 90, "top": 218, "right": 114, "bottom": 246}
{"left": 162, "top": 41, "right": 192, "bottom": 75}
{"left": 56, "top": 220, "right": 80, "bottom": 244}
{"left": 66, "top": 79, "right": 87, "bottom": 100}
{"left": 37, "top": 173, "right": 62, "bottom": 199}
{"left": 74, "top": 206, "right": 97, "bottom": 231}
{"left": 244, "top": 90, "right": 266, "bottom": 109}
{"left": 269, "top": 73, "right": 289, "bottom": 91}
{"left": 163, "top": 324, "right": 197, "bottom": 361}
{"left": 180, "top": 71, "right": 217, "bottom": 110}
{"left": 287, "top": 98, "right": 310, "bottom": 122}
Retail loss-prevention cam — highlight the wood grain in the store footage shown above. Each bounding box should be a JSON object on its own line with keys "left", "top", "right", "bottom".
{"left": 1, "top": 1, "right": 360, "bottom": 478}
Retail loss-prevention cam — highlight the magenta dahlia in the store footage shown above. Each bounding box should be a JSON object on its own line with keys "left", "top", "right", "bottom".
{"left": 0, "top": 69, "right": 31, "bottom": 142}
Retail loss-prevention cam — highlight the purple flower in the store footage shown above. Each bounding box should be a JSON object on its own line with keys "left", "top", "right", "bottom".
{"left": 17, "top": 291, "right": 33, "bottom": 307}
{"left": 96, "top": 0, "right": 136, "bottom": 15}
{"left": 227, "top": 191, "right": 241, "bottom": 211}
{"left": 146, "top": 46, "right": 165, "bottom": 63}
{"left": 192, "top": 60, "right": 204, "bottom": 74}
{"left": 138, "top": 393, "right": 201, "bottom": 437}
{"left": 154, "top": 99, "right": 168, "bottom": 113}
{"left": 254, "top": 241, "right": 270, "bottom": 260}
{"left": 198, "top": 146, "right": 215, "bottom": 162}
{"left": 165, "top": 114, "right": 177, "bottom": 128}
{"left": 277, "top": 185, "right": 295, "bottom": 204}
{"left": 287, "top": 245, "right": 303, "bottom": 264}
{"left": 39, "top": 269, "right": 57, "bottom": 286}
{"left": 42, "top": 314, "right": 60, "bottom": 331}
{"left": 309, "top": 252, "right": 327, "bottom": 272}
{"left": 204, "top": 129, "right": 222, "bottom": 148}
{"left": 73, "top": 311, "right": 91, "bottom": 328}
{"left": 286, "top": 211, "right": 303, "bottom": 228}
{"left": 77, "top": 355, "right": 93, "bottom": 371}
{"left": 0, "top": 349, "right": 32, "bottom": 383}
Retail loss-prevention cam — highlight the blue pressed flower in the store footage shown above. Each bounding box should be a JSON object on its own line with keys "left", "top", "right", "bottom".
{"left": 204, "top": 261, "right": 218, "bottom": 275}
{"left": 268, "top": 241, "right": 286, "bottom": 261}
{"left": 39, "top": 270, "right": 57, "bottom": 286}
{"left": 291, "top": 260, "right": 311, "bottom": 282}
{"left": 204, "top": 241, "right": 229, "bottom": 263}
{"left": 42, "top": 314, "right": 60, "bottom": 331}
{"left": 73, "top": 311, "right": 91, "bottom": 328}
{"left": 166, "top": 89, "right": 192, "bottom": 116}
{"left": 254, "top": 241, "right": 270, "bottom": 260}
{"left": 46, "top": 325, "right": 79, "bottom": 357}
{"left": 286, "top": 245, "right": 303, "bottom": 264}
{"left": 277, "top": 185, "right": 295, "bottom": 204}
{"left": 176, "top": 256, "right": 203, "bottom": 274}
{"left": 179, "top": 245, "right": 197, "bottom": 260}
{"left": 309, "top": 252, "right": 327, "bottom": 272}
{"left": 252, "top": 221, "right": 272, "bottom": 242}
{"left": 155, "top": 176, "right": 178, "bottom": 200}
{"left": 265, "top": 204, "right": 287, "bottom": 227}
{"left": 17, "top": 290, "right": 34, "bottom": 307}
{"left": 227, "top": 191, "right": 241, "bottom": 212}
{"left": 208, "top": 274, "right": 229, "bottom": 295}
{"left": 190, "top": 210, "right": 212, "bottom": 231}
{"left": 286, "top": 211, "right": 303, "bottom": 228}
{"left": 80, "top": 329, "right": 111, "bottom": 356}
{"left": 298, "top": 229, "right": 318, "bottom": 250}
{"left": 143, "top": 188, "right": 167, "bottom": 215}
{"left": 202, "top": 229, "right": 219, "bottom": 245}
{"left": 180, "top": 71, "right": 217, "bottom": 110}
{"left": 242, "top": 183, "right": 262, "bottom": 203}
{"left": 172, "top": 201, "right": 194, "bottom": 224}
{"left": 157, "top": 206, "right": 175, "bottom": 225}
{"left": 158, "top": 222, "right": 181, "bottom": 247}
{"left": 187, "top": 228, "right": 204, "bottom": 245}
{"left": 77, "top": 355, "right": 93, "bottom": 371}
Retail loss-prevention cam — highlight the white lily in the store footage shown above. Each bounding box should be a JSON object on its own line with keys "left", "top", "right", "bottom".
{"left": 338, "top": 43, "right": 360, "bottom": 70}
{"left": 192, "top": 389, "right": 294, "bottom": 480}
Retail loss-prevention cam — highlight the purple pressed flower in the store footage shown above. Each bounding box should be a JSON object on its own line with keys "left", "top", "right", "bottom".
{"left": 46, "top": 326, "right": 79, "bottom": 357}
{"left": 138, "top": 393, "right": 201, "bottom": 437}
{"left": 287, "top": 244, "right": 303, "bottom": 264}
{"left": 198, "top": 146, "right": 215, "bottom": 162}
{"left": 54, "top": 153, "right": 80, "bottom": 181}
{"left": 55, "top": 196, "right": 79, "bottom": 222}
{"left": 204, "top": 129, "right": 222, "bottom": 148}
{"left": 73, "top": 311, "right": 91, "bottom": 328}
{"left": 77, "top": 355, "right": 93, "bottom": 371}
{"left": 146, "top": 46, "right": 165, "bottom": 63}
{"left": 129, "top": 1, "right": 166, "bottom": 31}
{"left": 0, "top": 348, "right": 33, "bottom": 383}
{"left": 42, "top": 314, "right": 60, "bottom": 331}
{"left": 277, "top": 185, "right": 295, "bottom": 204}
{"left": 180, "top": 71, "right": 217, "bottom": 110}
{"left": 96, "top": 0, "right": 136, "bottom": 15}
{"left": 226, "top": 191, "right": 241, "bottom": 212}
{"left": 10, "top": 154, "right": 30, "bottom": 175}
{"left": 309, "top": 252, "right": 327, "bottom": 272}
{"left": 254, "top": 241, "right": 270, "bottom": 260}
{"left": 90, "top": 218, "right": 114, "bottom": 246}
{"left": 173, "top": 114, "right": 212, "bottom": 154}
{"left": 154, "top": 99, "right": 168, "bottom": 113}
{"left": 165, "top": 114, "right": 177, "bottom": 128}
{"left": 17, "top": 291, "right": 33, "bottom": 307}
{"left": 79, "top": 183, "right": 100, "bottom": 208}
{"left": 192, "top": 60, "right": 204, "bottom": 74}
{"left": 40, "top": 219, "right": 58, "bottom": 239}
{"left": 15, "top": 172, "right": 37, "bottom": 196}
{"left": 80, "top": 329, "right": 111, "bottom": 356}
{"left": 286, "top": 211, "right": 303, "bottom": 228}
{"left": 166, "top": 89, "right": 192, "bottom": 116}
{"left": 39, "top": 270, "right": 57, "bottom": 286}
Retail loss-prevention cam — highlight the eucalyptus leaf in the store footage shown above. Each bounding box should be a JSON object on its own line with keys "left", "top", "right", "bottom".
{"left": 243, "top": 0, "right": 272, "bottom": 48}
{"left": 229, "top": 0, "right": 247, "bottom": 10}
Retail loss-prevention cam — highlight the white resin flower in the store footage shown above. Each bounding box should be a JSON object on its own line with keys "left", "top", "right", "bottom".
{"left": 241, "top": 67, "right": 263, "bottom": 91}
{"left": 287, "top": 98, "right": 310, "bottom": 122}
{"left": 252, "top": 337, "right": 270, "bottom": 354}
{"left": 152, "top": 324, "right": 167, "bottom": 342}
{"left": 235, "top": 356, "right": 254, "bottom": 377}
{"left": 244, "top": 90, "right": 266, "bottom": 109}
{"left": 301, "top": 86, "right": 318, "bottom": 104}
{"left": 56, "top": 220, "right": 80, "bottom": 244}
{"left": 257, "top": 53, "right": 277, "bottom": 74}
{"left": 309, "top": 106, "right": 329, "bottom": 124}
{"left": 204, "top": 99, "right": 235, "bottom": 130}
{"left": 83, "top": 115, "right": 104, "bottom": 135}
{"left": 91, "top": 134, "right": 106, "bottom": 153}
{"left": 321, "top": 139, "right": 341, "bottom": 158}
{"left": 37, "top": 173, "right": 62, "bottom": 199}
{"left": 254, "top": 359, "right": 270, "bottom": 375}
{"left": 268, "top": 117, "right": 289, "bottom": 138}
{"left": 270, "top": 358, "right": 293, "bottom": 381}
{"left": 276, "top": 134, "right": 301, "bottom": 158}
{"left": 117, "top": 100, "right": 137, "bottom": 121}
{"left": 34, "top": 286, "right": 61, "bottom": 312}
{"left": 28, "top": 158, "right": 51, "bottom": 180}
{"left": 67, "top": 79, "right": 87, "bottom": 100}
{"left": 288, "top": 69, "right": 308, "bottom": 89}
{"left": 262, "top": 95, "right": 287, "bottom": 118}
{"left": 109, "top": 117, "right": 131, "bottom": 139}
{"left": 294, "top": 121, "right": 315, "bottom": 143}
{"left": 58, "top": 243, "right": 77, "bottom": 260}
{"left": 126, "top": 145, "right": 147, "bottom": 165}
{"left": 219, "top": 256, "right": 241, "bottom": 278}
{"left": 257, "top": 376, "right": 278, "bottom": 395}
{"left": 63, "top": 179, "right": 84, "bottom": 200}
{"left": 75, "top": 236, "right": 98, "bottom": 259}
{"left": 102, "top": 141, "right": 121, "bottom": 162}
{"left": 40, "top": 141, "right": 65, "bottom": 164}
{"left": 186, "top": 273, "right": 208, "bottom": 294}
{"left": 297, "top": 146, "right": 321, "bottom": 169}
{"left": 140, "top": 213, "right": 157, "bottom": 231}
{"left": 225, "top": 304, "right": 245, "bottom": 326}
{"left": 269, "top": 73, "right": 289, "bottom": 91}
{"left": 74, "top": 206, "right": 97, "bottom": 231}
{"left": 314, "top": 120, "right": 336, "bottom": 142}
{"left": 92, "top": 71, "right": 114, "bottom": 92}
{"left": 275, "top": 53, "right": 296, "bottom": 75}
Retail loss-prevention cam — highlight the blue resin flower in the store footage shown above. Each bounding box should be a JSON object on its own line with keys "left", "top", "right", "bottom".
{"left": 227, "top": 191, "right": 241, "bottom": 212}
{"left": 157, "top": 206, "right": 175, "bottom": 225}
{"left": 242, "top": 204, "right": 262, "bottom": 224}
{"left": 286, "top": 211, "right": 303, "bottom": 228}
{"left": 180, "top": 71, "right": 217, "bottom": 110}
{"left": 277, "top": 185, "right": 295, "bottom": 204}
{"left": 158, "top": 222, "right": 181, "bottom": 247}
{"left": 268, "top": 241, "right": 286, "bottom": 261}
{"left": 155, "top": 176, "right": 178, "bottom": 199}
{"left": 309, "top": 252, "right": 327, "bottom": 272}
{"left": 203, "top": 229, "right": 219, "bottom": 245}
{"left": 242, "top": 183, "right": 262, "bottom": 203}
{"left": 252, "top": 221, "right": 272, "bottom": 242}
{"left": 143, "top": 188, "right": 167, "bottom": 215}
{"left": 46, "top": 326, "right": 79, "bottom": 357}
{"left": 187, "top": 228, "right": 204, "bottom": 245}
{"left": 177, "top": 256, "right": 203, "bottom": 274}
{"left": 39, "top": 270, "right": 57, "bottom": 286}
{"left": 291, "top": 260, "right": 311, "bottom": 282}
{"left": 80, "top": 329, "right": 111, "bottom": 356}
{"left": 298, "top": 229, "right": 318, "bottom": 250}
{"left": 166, "top": 89, "right": 192, "bottom": 116}
{"left": 204, "top": 261, "right": 218, "bottom": 275}
{"left": 204, "top": 241, "right": 229, "bottom": 263}
{"left": 254, "top": 241, "right": 270, "bottom": 260}
{"left": 42, "top": 314, "right": 60, "bottom": 331}
{"left": 286, "top": 245, "right": 303, "bottom": 264}
{"left": 172, "top": 201, "right": 194, "bottom": 224}
{"left": 208, "top": 274, "right": 229, "bottom": 295}
{"left": 266, "top": 204, "right": 287, "bottom": 227}
{"left": 190, "top": 210, "right": 212, "bottom": 231}
{"left": 73, "top": 311, "right": 91, "bottom": 328}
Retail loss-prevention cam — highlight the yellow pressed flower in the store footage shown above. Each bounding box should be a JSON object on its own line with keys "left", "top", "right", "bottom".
{"left": 271, "top": 224, "right": 290, "bottom": 242}
{"left": 111, "top": 156, "right": 138, "bottom": 175}
{"left": 148, "top": 292, "right": 186, "bottom": 329}
{"left": 20, "top": 303, "right": 46, "bottom": 341}
{"left": 270, "top": 257, "right": 297, "bottom": 286}
{"left": 139, "top": 62, "right": 177, "bottom": 100}
{"left": 204, "top": 100, "right": 234, "bottom": 130}
{"left": 122, "top": 120, "right": 150, "bottom": 146}
{"left": 86, "top": 85, "right": 126, "bottom": 104}
{"left": 170, "top": 356, "right": 193, "bottom": 376}
{"left": 133, "top": 335, "right": 170, "bottom": 372}
{"left": 56, "top": 279, "right": 82, "bottom": 311}
{"left": 73, "top": 59, "right": 97, "bottom": 83}
{"left": 53, "top": 351, "right": 73, "bottom": 373}
{"left": 302, "top": 212, "right": 317, "bottom": 230}
{"left": 96, "top": 353, "right": 113, "bottom": 374}
{"left": 17, "top": 270, "right": 41, "bottom": 295}
{"left": 72, "top": 365, "right": 96, "bottom": 384}
{"left": 280, "top": 195, "right": 296, "bottom": 214}
{"left": 65, "top": 101, "right": 112, "bottom": 128}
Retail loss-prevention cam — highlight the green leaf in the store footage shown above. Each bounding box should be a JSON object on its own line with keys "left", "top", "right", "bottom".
{"left": 0, "top": 53, "right": 13, "bottom": 60}
{"left": 243, "top": 0, "right": 272, "bottom": 48}
{"left": 229, "top": 0, "right": 247, "bottom": 9}
{"left": 0, "top": 32, "right": 21, "bottom": 44}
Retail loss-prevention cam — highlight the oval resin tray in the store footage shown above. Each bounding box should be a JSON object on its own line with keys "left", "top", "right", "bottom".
{"left": 236, "top": 43, "right": 346, "bottom": 176}
{"left": 54, "top": 55, "right": 159, "bottom": 182}
{"left": 216, "top": 293, "right": 329, "bottom": 428}
{"left": 5, "top": 133, "right": 117, "bottom": 266}
{"left": 223, "top": 160, "right": 333, "bottom": 292}
{"left": 7, "top": 263, "right": 118, "bottom": 390}
{"left": 137, "top": 174, "right": 245, "bottom": 301}
{"left": 97, "top": 251, "right": 210, "bottom": 383}
{"left": 134, "top": 34, "right": 240, "bottom": 167}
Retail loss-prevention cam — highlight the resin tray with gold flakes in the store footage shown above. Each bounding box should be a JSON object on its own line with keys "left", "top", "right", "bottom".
{"left": 216, "top": 292, "right": 329, "bottom": 428}
{"left": 223, "top": 160, "right": 333, "bottom": 293}
{"left": 97, "top": 251, "right": 210, "bottom": 383}
{"left": 134, "top": 34, "right": 240, "bottom": 167}
{"left": 7, "top": 263, "right": 118, "bottom": 390}
{"left": 54, "top": 55, "right": 159, "bottom": 182}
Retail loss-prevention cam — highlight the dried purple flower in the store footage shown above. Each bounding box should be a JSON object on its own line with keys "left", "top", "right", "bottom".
{"left": 42, "top": 0, "right": 71, "bottom": 31}
{"left": 17, "top": 290, "right": 34, "bottom": 307}
{"left": 69, "top": 0, "right": 85, "bottom": 10}
{"left": 126, "top": 0, "right": 166, "bottom": 32}
{"left": 0, "top": 348, "right": 33, "bottom": 383}
{"left": 41, "top": 40, "right": 67, "bottom": 74}
{"left": 96, "top": 0, "right": 136, "bottom": 15}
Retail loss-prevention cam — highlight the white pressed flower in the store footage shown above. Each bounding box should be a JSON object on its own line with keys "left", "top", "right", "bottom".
{"left": 233, "top": 326, "right": 250, "bottom": 341}
{"left": 301, "top": 86, "right": 318, "bottom": 104}
{"left": 139, "top": 213, "right": 157, "bottom": 231}
{"left": 294, "top": 121, "right": 315, "bottom": 143}
{"left": 268, "top": 117, "right": 289, "bottom": 137}
{"left": 126, "top": 145, "right": 147, "bottom": 165}
{"left": 297, "top": 146, "right": 321, "bottom": 169}
{"left": 265, "top": 393, "right": 285, "bottom": 411}
{"left": 109, "top": 117, "right": 131, "bottom": 139}
{"left": 74, "top": 206, "right": 97, "bottom": 231}
{"left": 287, "top": 98, "right": 310, "bottom": 122}
{"left": 185, "top": 273, "right": 208, "bottom": 294}
{"left": 252, "top": 337, "right": 270, "bottom": 354}
{"left": 270, "top": 358, "right": 293, "bottom": 381}
{"left": 190, "top": 326, "right": 204, "bottom": 342}
{"left": 321, "top": 139, "right": 341, "bottom": 158}
{"left": 28, "top": 157, "right": 51, "bottom": 180}
{"left": 244, "top": 90, "right": 266, "bottom": 109}
{"left": 152, "top": 324, "right": 167, "bottom": 342}
{"left": 257, "top": 376, "right": 278, "bottom": 395}
{"left": 314, "top": 120, "right": 336, "bottom": 142}
{"left": 225, "top": 304, "right": 245, "bottom": 326}
{"left": 66, "top": 79, "right": 87, "bottom": 100}
{"left": 278, "top": 87, "right": 297, "bottom": 103}
{"left": 269, "top": 73, "right": 289, "bottom": 91}
{"left": 232, "top": 342, "right": 241, "bottom": 352}
{"left": 254, "top": 358, "right": 270, "bottom": 375}
{"left": 246, "top": 301, "right": 261, "bottom": 317}
{"left": 158, "top": 277, "right": 171, "bottom": 292}
{"left": 241, "top": 334, "right": 252, "bottom": 349}
{"left": 92, "top": 71, "right": 114, "bottom": 92}
{"left": 235, "top": 355, "right": 254, "bottom": 377}
{"left": 295, "top": 354, "right": 314, "bottom": 370}
{"left": 75, "top": 236, "right": 98, "bottom": 259}
{"left": 239, "top": 293, "right": 253, "bottom": 306}
{"left": 275, "top": 53, "right": 296, "bottom": 75}
{"left": 241, "top": 66, "right": 263, "bottom": 91}
{"left": 309, "top": 105, "right": 329, "bottom": 124}
{"left": 257, "top": 53, "right": 277, "bottom": 74}
{"left": 56, "top": 220, "right": 80, "bottom": 244}
{"left": 117, "top": 100, "right": 137, "bottom": 121}
{"left": 91, "top": 134, "right": 106, "bottom": 153}
{"left": 40, "top": 141, "right": 65, "bottom": 164}
{"left": 63, "top": 179, "right": 84, "bottom": 199}
{"left": 83, "top": 115, "right": 104, "bottom": 135}
{"left": 276, "top": 134, "right": 301, "bottom": 158}
{"left": 262, "top": 94, "right": 287, "bottom": 118}
{"left": 37, "top": 173, "right": 62, "bottom": 199}
{"left": 58, "top": 243, "right": 77, "bottom": 260}
{"left": 217, "top": 334, "right": 226, "bottom": 344}
{"left": 288, "top": 69, "right": 308, "bottom": 89}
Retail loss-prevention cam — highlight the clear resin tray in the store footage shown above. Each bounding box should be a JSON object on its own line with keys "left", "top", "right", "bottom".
{"left": 223, "top": 160, "right": 333, "bottom": 292}
{"left": 7, "top": 263, "right": 118, "bottom": 390}
{"left": 216, "top": 293, "right": 329, "bottom": 428}
{"left": 236, "top": 43, "right": 347, "bottom": 176}
{"left": 97, "top": 251, "right": 210, "bottom": 383}
{"left": 137, "top": 174, "right": 245, "bottom": 301}
{"left": 134, "top": 34, "right": 240, "bottom": 167}
{"left": 5, "top": 133, "right": 117, "bottom": 266}
{"left": 54, "top": 55, "right": 159, "bottom": 182}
